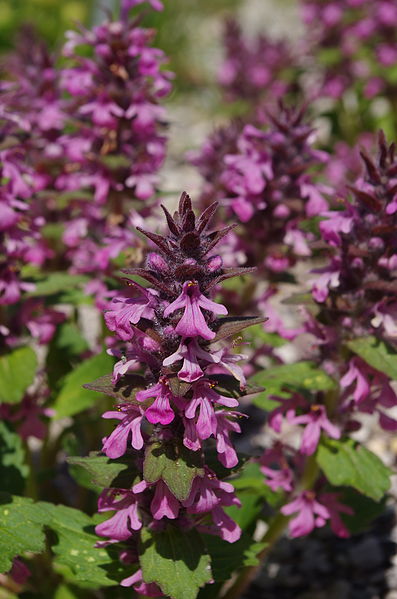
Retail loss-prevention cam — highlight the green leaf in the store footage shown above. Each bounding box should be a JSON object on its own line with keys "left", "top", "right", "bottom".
{"left": 338, "top": 488, "right": 387, "bottom": 534}
{"left": 46, "top": 503, "right": 122, "bottom": 588}
{"left": 346, "top": 336, "right": 397, "bottom": 380}
{"left": 0, "top": 347, "right": 37, "bottom": 404}
{"left": 245, "top": 324, "right": 287, "bottom": 348}
{"left": 143, "top": 441, "right": 204, "bottom": 501}
{"left": 46, "top": 323, "right": 90, "bottom": 393}
{"left": 54, "top": 584, "right": 80, "bottom": 599}
{"left": 54, "top": 352, "right": 114, "bottom": 418}
{"left": 316, "top": 438, "right": 391, "bottom": 501}
{"left": 83, "top": 373, "right": 146, "bottom": 404}
{"left": 67, "top": 452, "right": 138, "bottom": 490}
{"left": 207, "top": 374, "right": 263, "bottom": 399}
{"left": 0, "top": 494, "right": 48, "bottom": 573}
{"left": 202, "top": 532, "right": 266, "bottom": 582}
{"left": 0, "top": 495, "right": 121, "bottom": 586}
{"left": 212, "top": 316, "right": 267, "bottom": 343}
{"left": 251, "top": 361, "right": 336, "bottom": 411}
{"left": 0, "top": 422, "right": 28, "bottom": 494}
{"left": 28, "top": 272, "right": 89, "bottom": 297}
{"left": 139, "top": 527, "right": 212, "bottom": 599}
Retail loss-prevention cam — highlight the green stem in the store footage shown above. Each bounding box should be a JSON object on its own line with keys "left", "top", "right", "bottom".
{"left": 221, "top": 455, "right": 319, "bottom": 599}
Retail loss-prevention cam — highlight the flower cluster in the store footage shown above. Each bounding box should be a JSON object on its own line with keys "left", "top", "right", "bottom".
{"left": 257, "top": 133, "right": 397, "bottom": 540}
{"left": 301, "top": 0, "right": 397, "bottom": 100}
{"left": 58, "top": 13, "right": 172, "bottom": 284}
{"left": 219, "top": 18, "right": 297, "bottom": 107}
{"left": 95, "top": 193, "right": 258, "bottom": 593}
{"left": 192, "top": 104, "right": 329, "bottom": 276}
{"left": 310, "top": 131, "right": 397, "bottom": 426}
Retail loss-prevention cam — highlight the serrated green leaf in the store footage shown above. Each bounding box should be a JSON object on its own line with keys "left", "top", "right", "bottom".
{"left": 0, "top": 495, "right": 122, "bottom": 585}
{"left": 139, "top": 527, "right": 212, "bottom": 599}
{"left": 45, "top": 503, "right": 122, "bottom": 588}
{"left": 0, "top": 347, "right": 37, "bottom": 404}
{"left": 346, "top": 336, "right": 397, "bottom": 380}
{"left": 0, "top": 494, "right": 48, "bottom": 573}
{"left": 143, "top": 441, "right": 204, "bottom": 501}
{"left": 67, "top": 452, "right": 138, "bottom": 490}
{"left": 316, "top": 438, "right": 391, "bottom": 501}
{"left": 0, "top": 422, "right": 28, "bottom": 494}
{"left": 27, "top": 272, "right": 89, "bottom": 297}
{"left": 251, "top": 361, "right": 336, "bottom": 411}
{"left": 54, "top": 352, "right": 114, "bottom": 418}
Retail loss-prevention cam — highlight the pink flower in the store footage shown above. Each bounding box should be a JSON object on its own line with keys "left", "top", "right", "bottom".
{"left": 183, "top": 470, "right": 240, "bottom": 515}
{"left": 136, "top": 380, "right": 175, "bottom": 425}
{"left": 211, "top": 506, "right": 241, "bottom": 543}
{"left": 104, "top": 286, "right": 157, "bottom": 341}
{"left": 288, "top": 404, "right": 340, "bottom": 455}
{"left": 319, "top": 493, "right": 353, "bottom": 538}
{"left": 163, "top": 281, "right": 227, "bottom": 340}
{"left": 102, "top": 404, "right": 144, "bottom": 458}
{"left": 260, "top": 444, "right": 293, "bottom": 492}
{"left": 185, "top": 380, "right": 239, "bottom": 440}
{"left": 120, "top": 568, "right": 163, "bottom": 595}
{"left": 311, "top": 258, "right": 341, "bottom": 302}
{"left": 281, "top": 491, "right": 330, "bottom": 538}
{"left": 163, "top": 338, "right": 216, "bottom": 382}
{"left": 150, "top": 480, "right": 180, "bottom": 520}
{"left": 95, "top": 489, "right": 142, "bottom": 540}
{"left": 340, "top": 358, "right": 370, "bottom": 404}
{"left": 215, "top": 411, "right": 243, "bottom": 468}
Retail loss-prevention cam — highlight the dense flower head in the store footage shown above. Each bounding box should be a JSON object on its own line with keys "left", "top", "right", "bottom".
{"left": 192, "top": 103, "right": 329, "bottom": 279}
{"left": 313, "top": 132, "right": 397, "bottom": 335}
{"left": 94, "top": 193, "right": 260, "bottom": 589}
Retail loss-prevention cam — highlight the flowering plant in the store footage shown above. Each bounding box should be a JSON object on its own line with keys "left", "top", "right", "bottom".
{"left": 1, "top": 2, "right": 396, "bottom": 599}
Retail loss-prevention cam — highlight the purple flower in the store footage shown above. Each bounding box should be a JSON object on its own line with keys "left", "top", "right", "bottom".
{"left": 260, "top": 444, "right": 294, "bottom": 492}
{"left": 311, "top": 258, "right": 341, "bottom": 302}
{"left": 211, "top": 506, "right": 241, "bottom": 543}
{"left": 102, "top": 404, "right": 144, "bottom": 458}
{"left": 96, "top": 489, "right": 142, "bottom": 540}
{"left": 185, "top": 380, "right": 239, "bottom": 440}
{"left": 215, "top": 411, "right": 243, "bottom": 468}
{"left": 183, "top": 469, "right": 240, "bottom": 514}
{"left": 319, "top": 493, "right": 353, "bottom": 538}
{"left": 104, "top": 287, "right": 157, "bottom": 341}
{"left": 288, "top": 404, "right": 340, "bottom": 455}
{"left": 281, "top": 491, "right": 330, "bottom": 538}
{"left": 120, "top": 568, "right": 163, "bottom": 595}
{"left": 340, "top": 358, "right": 370, "bottom": 404}
{"left": 163, "top": 338, "right": 216, "bottom": 382}
{"left": 163, "top": 281, "right": 227, "bottom": 340}
{"left": 136, "top": 380, "right": 175, "bottom": 425}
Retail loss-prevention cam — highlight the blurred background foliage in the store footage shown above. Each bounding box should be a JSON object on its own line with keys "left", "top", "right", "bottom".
{"left": 0, "top": 0, "right": 96, "bottom": 50}
{"left": 0, "top": 0, "right": 242, "bottom": 93}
